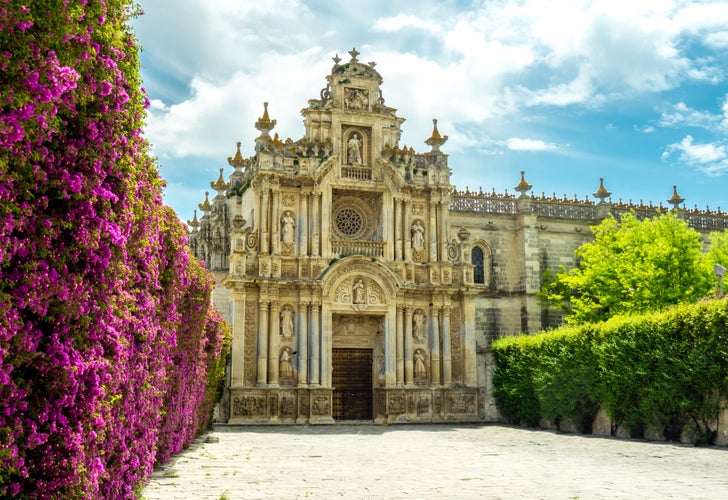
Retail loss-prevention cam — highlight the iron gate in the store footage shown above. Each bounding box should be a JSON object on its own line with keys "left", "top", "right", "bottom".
{"left": 332, "top": 348, "right": 373, "bottom": 420}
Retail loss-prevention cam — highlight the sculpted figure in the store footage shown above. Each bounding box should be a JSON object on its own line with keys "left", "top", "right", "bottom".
{"left": 413, "top": 309, "right": 425, "bottom": 340}
{"left": 280, "top": 348, "right": 293, "bottom": 378}
{"left": 348, "top": 133, "right": 362, "bottom": 164}
{"left": 281, "top": 211, "right": 295, "bottom": 243}
{"left": 414, "top": 350, "right": 427, "bottom": 378}
{"left": 353, "top": 278, "right": 365, "bottom": 304}
{"left": 411, "top": 221, "right": 425, "bottom": 250}
{"left": 280, "top": 306, "right": 294, "bottom": 338}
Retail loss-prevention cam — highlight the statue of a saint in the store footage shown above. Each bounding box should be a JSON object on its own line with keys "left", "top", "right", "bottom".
{"left": 412, "top": 221, "right": 425, "bottom": 250}
{"left": 280, "top": 349, "right": 293, "bottom": 378}
{"left": 281, "top": 211, "right": 295, "bottom": 243}
{"left": 348, "top": 133, "right": 362, "bottom": 164}
{"left": 353, "top": 278, "right": 365, "bottom": 304}
{"left": 280, "top": 306, "right": 294, "bottom": 339}
{"left": 414, "top": 350, "right": 427, "bottom": 378}
{"left": 413, "top": 310, "right": 425, "bottom": 340}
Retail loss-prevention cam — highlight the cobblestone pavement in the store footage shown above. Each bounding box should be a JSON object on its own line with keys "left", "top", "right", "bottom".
{"left": 142, "top": 424, "right": 728, "bottom": 499}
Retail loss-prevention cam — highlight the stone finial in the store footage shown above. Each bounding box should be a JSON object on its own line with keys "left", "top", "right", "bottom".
{"left": 425, "top": 118, "right": 448, "bottom": 152}
{"left": 227, "top": 141, "right": 245, "bottom": 168}
{"left": 255, "top": 102, "right": 276, "bottom": 138}
{"left": 514, "top": 170, "right": 532, "bottom": 198}
{"left": 187, "top": 209, "right": 200, "bottom": 231}
{"left": 210, "top": 168, "right": 229, "bottom": 193}
{"left": 348, "top": 47, "right": 360, "bottom": 62}
{"left": 198, "top": 191, "right": 212, "bottom": 213}
{"left": 667, "top": 185, "right": 685, "bottom": 209}
{"left": 332, "top": 54, "right": 341, "bottom": 65}
{"left": 593, "top": 178, "right": 611, "bottom": 204}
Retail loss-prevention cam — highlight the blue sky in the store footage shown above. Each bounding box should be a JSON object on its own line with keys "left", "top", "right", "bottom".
{"left": 133, "top": 0, "right": 728, "bottom": 223}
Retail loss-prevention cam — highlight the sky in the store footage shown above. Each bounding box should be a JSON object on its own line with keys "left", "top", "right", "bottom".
{"left": 132, "top": 0, "right": 728, "bottom": 224}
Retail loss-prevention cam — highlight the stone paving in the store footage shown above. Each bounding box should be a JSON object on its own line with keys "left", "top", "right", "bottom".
{"left": 142, "top": 424, "right": 728, "bottom": 499}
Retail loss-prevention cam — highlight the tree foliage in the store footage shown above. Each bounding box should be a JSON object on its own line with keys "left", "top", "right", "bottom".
{"left": 539, "top": 211, "right": 713, "bottom": 324}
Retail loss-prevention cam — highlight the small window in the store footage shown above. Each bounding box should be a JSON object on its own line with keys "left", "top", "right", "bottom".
{"left": 472, "top": 247, "right": 485, "bottom": 284}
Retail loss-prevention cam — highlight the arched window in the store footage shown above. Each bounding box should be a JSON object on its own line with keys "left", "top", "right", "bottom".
{"left": 472, "top": 247, "right": 485, "bottom": 284}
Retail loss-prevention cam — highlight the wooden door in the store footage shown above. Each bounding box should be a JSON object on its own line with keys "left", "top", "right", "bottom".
{"left": 332, "top": 348, "right": 373, "bottom": 420}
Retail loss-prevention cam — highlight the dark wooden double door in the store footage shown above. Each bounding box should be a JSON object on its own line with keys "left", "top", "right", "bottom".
{"left": 332, "top": 348, "right": 373, "bottom": 420}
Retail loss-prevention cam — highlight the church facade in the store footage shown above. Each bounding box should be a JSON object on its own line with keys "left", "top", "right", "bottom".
{"left": 188, "top": 49, "right": 728, "bottom": 424}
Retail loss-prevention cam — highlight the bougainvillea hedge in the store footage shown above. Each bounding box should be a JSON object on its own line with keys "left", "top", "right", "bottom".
{"left": 1, "top": 1, "right": 231, "bottom": 497}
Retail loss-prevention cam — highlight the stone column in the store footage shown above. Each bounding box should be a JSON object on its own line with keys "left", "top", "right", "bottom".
{"left": 256, "top": 300, "right": 269, "bottom": 386}
{"left": 404, "top": 200, "right": 412, "bottom": 262}
{"left": 271, "top": 190, "right": 280, "bottom": 255}
{"left": 229, "top": 292, "right": 246, "bottom": 388}
{"left": 267, "top": 301, "right": 280, "bottom": 387}
{"left": 385, "top": 306, "right": 397, "bottom": 388}
{"left": 396, "top": 305, "right": 404, "bottom": 385}
{"left": 404, "top": 305, "right": 414, "bottom": 385}
{"left": 261, "top": 185, "right": 270, "bottom": 254}
{"left": 300, "top": 193, "right": 309, "bottom": 256}
{"left": 311, "top": 193, "right": 320, "bottom": 256}
{"left": 309, "top": 303, "right": 320, "bottom": 386}
{"left": 321, "top": 307, "right": 332, "bottom": 387}
{"left": 297, "top": 303, "right": 309, "bottom": 386}
{"left": 429, "top": 201, "right": 438, "bottom": 262}
{"left": 441, "top": 305, "right": 452, "bottom": 386}
{"left": 429, "top": 304, "right": 441, "bottom": 385}
{"left": 394, "top": 198, "right": 403, "bottom": 261}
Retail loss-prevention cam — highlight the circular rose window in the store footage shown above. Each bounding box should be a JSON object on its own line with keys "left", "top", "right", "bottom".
{"left": 335, "top": 207, "right": 363, "bottom": 238}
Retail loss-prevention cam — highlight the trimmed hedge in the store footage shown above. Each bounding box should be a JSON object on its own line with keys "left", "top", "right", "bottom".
{"left": 492, "top": 298, "right": 728, "bottom": 443}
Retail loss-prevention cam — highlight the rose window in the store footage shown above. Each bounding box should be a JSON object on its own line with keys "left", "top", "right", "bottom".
{"left": 335, "top": 207, "right": 363, "bottom": 237}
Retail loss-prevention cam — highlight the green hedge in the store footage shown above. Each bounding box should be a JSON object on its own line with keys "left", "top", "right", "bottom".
{"left": 492, "top": 298, "right": 728, "bottom": 443}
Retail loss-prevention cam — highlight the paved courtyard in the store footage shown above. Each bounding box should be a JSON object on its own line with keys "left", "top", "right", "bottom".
{"left": 142, "top": 424, "right": 728, "bottom": 499}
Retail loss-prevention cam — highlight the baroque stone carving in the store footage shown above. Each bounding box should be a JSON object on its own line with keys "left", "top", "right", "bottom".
{"left": 312, "top": 394, "right": 330, "bottom": 415}
{"left": 232, "top": 396, "right": 266, "bottom": 416}
{"left": 281, "top": 396, "right": 295, "bottom": 417}
{"left": 244, "top": 302, "right": 257, "bottom": 386}
{"left": 345, "top": 87, "right": 369, "bottom": 111}
{"left": 417, "top": 397, "right": 430, "bottom": 415}
{"left": 448, "top": 393, "right": 476, "bottom": 414}
{"left": 389, "top": 393, "right": 405, "bottom": 414}
{"left": 413, "top": 309, "right": 426, "bottom": 343}
{"left": 411, "top": 220, "right": 425, "bottom": 250}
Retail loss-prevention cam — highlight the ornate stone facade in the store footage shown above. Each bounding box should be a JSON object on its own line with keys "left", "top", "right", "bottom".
{"left": 189, "top": 48, "right": 728, "bottom": 424}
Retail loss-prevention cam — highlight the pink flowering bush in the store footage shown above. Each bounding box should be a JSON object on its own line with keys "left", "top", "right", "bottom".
{"left": 1, "top": 1, "right": 231, "bottom": 497}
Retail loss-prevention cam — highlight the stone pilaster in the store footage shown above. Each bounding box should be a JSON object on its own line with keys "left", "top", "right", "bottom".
{"left": 297, "top": 302, "right": 309, "bottom": 386}
{"left": 441, "top": 305, "right": 452, "bottom": 386}
{"left": 309, "top": 303, "right": 320, "bottom": 386}
{"left": 267, "top": 300, "right": 280, "bottom": 387}
{"left": 429, "top": 304, "right": 441, "bottom": 385}
{"left": 396, "top": 305, "right": 404, "bottom": 385}
{"left": 256, "top": 300, "right": 269, "bottom": 386}
{"left": 404, "top": 305, "right": 414, "bottom": 385}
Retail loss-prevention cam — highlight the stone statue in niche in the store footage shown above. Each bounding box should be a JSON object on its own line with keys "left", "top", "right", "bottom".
{"left": 413, "top": 309, "right": 425, "bottom": 341}
{"left": 414, "top": 349, "right": 427, "bottom": 378}
{"left": 352, "top": 278, "right": 365, "bottom": 304}
{"left": 280, "top": 348, "right": 293, "bottom": 378}
{"left": 348, "top": 133, "right": 362, "bottom": 164}
{"left": 411, "top": 220, "right": 425, "bottom": 250}
{"left": 281, "top": 211, "right": 295, "bottom": 243}
{"left": 280, "top": 306, "right": 294, "bottom": 339}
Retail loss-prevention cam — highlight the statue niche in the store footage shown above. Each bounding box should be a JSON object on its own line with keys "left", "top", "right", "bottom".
{"left": 344, "top": 129, "right": 368, "bottom": 166}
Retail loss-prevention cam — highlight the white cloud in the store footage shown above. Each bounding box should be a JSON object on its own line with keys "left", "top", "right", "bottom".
{"left": 506, "top": 137, "right": 559, "bottom": 151}
{"left": 663, "top": 135, "right": 728, "bottom": 175}
{"left": 371, "top": 14, "right": 442, "bottom": 33}
{"left": 657, "top": 101, "right": 724, "bottom": 129}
